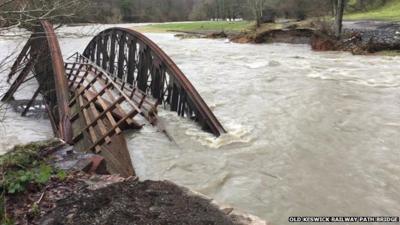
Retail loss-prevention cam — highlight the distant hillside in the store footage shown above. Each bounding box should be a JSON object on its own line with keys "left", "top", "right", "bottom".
{"left": 346, "top": 0, "right": 400, "bottom": 21}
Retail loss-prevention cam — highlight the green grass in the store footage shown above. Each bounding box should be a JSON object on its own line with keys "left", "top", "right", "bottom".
{"left": 0, "top": 139, "right": 63, "bottom": 194}
{"left": 371, "top": 50, "right": 400, "bottom": 56}
{"left": 138, "top": 21, "right": 253, "bottom": 33}
{"left": 346, "top": 0, "right": 400, "bottom": 21}
{"left": 1, "top": 140, "right": 68, "bottom": 224}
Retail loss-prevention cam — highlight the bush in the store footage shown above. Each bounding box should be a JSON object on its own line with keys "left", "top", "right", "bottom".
{"left": 0, "top": 140, "right": 69, "bottom": 225}
{"left": 0, "top": 140, "right": 62, "bottom": 194}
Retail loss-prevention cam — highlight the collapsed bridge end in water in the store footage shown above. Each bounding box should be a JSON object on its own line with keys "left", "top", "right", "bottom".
{"left": 1, "top": 21, "right": 225, "bottom": 176}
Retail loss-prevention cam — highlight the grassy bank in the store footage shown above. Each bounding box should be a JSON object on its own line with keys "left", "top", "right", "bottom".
{"left": 136, "top": 21, "right": 253, "bottom": 33}
{"left": 1, "top": 140, "right": 66, "bottom": 224}
{"left": 133, "top": 2, "right": 400, "bottom": 33}
{"left": 346, "top": 0, "right": 400, "bottom": 21}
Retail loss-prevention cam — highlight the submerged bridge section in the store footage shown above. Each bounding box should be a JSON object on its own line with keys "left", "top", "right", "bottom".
{"left": 82, "top": 28, "right": 225, "bottom": 136}
{"left": 1, "top": 21, "right": 225, "bottom": 176}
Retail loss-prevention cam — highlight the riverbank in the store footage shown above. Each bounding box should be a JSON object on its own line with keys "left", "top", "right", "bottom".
{"left": 1, "top": 140, "right": 268, "bottom": 225}
{"left": 137, "top": 20, "right": 400, "bottom": 55}
{"left": 2, "top": 26, "right": 400, "bottom": 224}
{"left": 312, "top": 20, "right": 400, "bottom": 54}
{"left": 138, "top": 20, "right": 252, "bottom": 33}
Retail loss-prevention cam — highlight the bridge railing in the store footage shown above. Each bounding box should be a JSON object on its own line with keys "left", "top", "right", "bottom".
{"left": 82, "top": 28, "right": 226, "bottom": 136}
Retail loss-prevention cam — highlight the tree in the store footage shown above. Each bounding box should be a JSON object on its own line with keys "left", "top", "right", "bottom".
{"left": 1, "top": 0, "right": 89, "bottom": 30}
{"left": 225, "top": 0, "right": 243, "bottom": 21}
{"left": 334, "top": 0, "right": 345, "bottom": 38}
{"left": 0, "top": 0, "right": 88, "bottom": 123}
{"left": 0, "top": 0, "right": 87, "bottom": 30}
{"left": 247, "top": 0, "right": 268, "bottom": 27}
{"left": 119, "top": 0, "right": 133, "bottom": 18}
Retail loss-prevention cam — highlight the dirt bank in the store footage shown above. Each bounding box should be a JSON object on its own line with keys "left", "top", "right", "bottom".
{"left": 230, "top": 28, "right": 314, "bottom": 44}
{"left": 39, "top": 179, "right": 266, "bottom": 225}
{"left": 311, "top": 31, "right": 400, "bottom": 54}
{"left": 173, "top": 20, "right": 400, "bottom": 55}
{"left": 2, "top": 140, "right": 268, "bottom": 225}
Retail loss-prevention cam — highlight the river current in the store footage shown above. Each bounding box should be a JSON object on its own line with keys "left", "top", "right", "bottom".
{"left": 1, "top": 24, "right": 399, "bottom": 224}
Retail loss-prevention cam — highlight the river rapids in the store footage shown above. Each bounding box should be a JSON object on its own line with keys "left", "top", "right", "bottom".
{"left": 0, "top": 24, "right": 399, "bottom": 224}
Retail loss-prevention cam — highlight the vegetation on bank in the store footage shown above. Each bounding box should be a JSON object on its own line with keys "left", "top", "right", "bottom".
{"left": 0, "top": 140, "right": 66, "bottom": 224}
{"left": 372, "top": 50, "right": 400, "bottom": 56}
{"left": 346, "top": 0, "right": 400, "bottom": 21}
{"left": 3, "top": 0, "right": 390, "bottom": 28}
{"left": 136, "top": 20, "right": 315, "bottom": 33}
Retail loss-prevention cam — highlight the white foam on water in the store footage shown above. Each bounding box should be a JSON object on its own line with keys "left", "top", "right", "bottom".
{"left": 245, "top": 61, "right": 270, "bottom": 69}
{"left": 188, "top": 121, "right": 253, "bottom": 149}
{"left": 1, "top": 24, "right": 400, "bottom": 225}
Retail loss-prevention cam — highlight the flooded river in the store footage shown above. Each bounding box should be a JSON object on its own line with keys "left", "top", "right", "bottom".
{"left": 0, "top": 38, "right": 53, "bottom": 152}
{"left": 1, "top": 24, "right": 400, "bottom": 224}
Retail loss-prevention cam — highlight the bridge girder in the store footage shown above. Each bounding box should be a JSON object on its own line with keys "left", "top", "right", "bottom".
{"left": 2, "top": 21, "right": 226, "bottom": 175}
{"left": 83, "top": 28, "right": 226, "bottom": 137}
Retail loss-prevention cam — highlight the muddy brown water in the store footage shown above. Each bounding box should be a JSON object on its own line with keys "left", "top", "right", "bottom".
{"left": 0, "top": 37, "right": 53, "bottom": 152}
{"left": 1, "top": 24, "right": 400, "bottom": 225}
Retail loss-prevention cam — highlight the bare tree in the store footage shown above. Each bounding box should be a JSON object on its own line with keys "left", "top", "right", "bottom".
{"left": 0, "top": 0, "right": 87, "bottom": 32}
{"left": 334, "top": 0, "right": 345, "bottom": 38}
{"left": 247, "top": 0, "right": 268, "bottom": 27}
{"left": 0, "top": 0, "right": 88, "bottom": 122}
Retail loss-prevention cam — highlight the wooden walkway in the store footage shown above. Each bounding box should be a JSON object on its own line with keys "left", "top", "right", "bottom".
{"left": 1, "top": 21, "right": 225, "bottom": 177}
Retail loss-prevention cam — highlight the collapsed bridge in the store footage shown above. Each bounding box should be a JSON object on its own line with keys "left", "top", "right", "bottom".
{"left": 2, "top": 21, "right": 225, "bottom": 176}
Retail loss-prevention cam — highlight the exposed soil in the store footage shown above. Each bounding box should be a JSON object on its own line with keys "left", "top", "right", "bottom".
{"left": 5, "top": 172, "right": 132, "bottom": 225}
{"left": 5, "top": 171, "right": 89, "bottom": 225}
{"left": 39, "top": 179, "right": 244, "bottom": 225}
{"left": 1, "top": 140, "right": 123, "bottom": 225}
{"left": 173, "top": 30, "right": 233, "bottom": 39}
{"left": 174, "top": 20, "right": 400, "bottom": 55}
{"left": 2, "top": 136, "right": 267, "bottom": 225}
{"left": 310, "top": 33, "right": 337, "bottom": 51}
{"left": 311, "top": 30, "right": 400, "bottom": 54}
{"left": 231, "top": 28, "right": 314, "bottom": 44}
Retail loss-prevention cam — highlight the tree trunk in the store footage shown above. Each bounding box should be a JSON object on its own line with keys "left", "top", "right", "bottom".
{"left": 331, "top": 0, "right": 337, "bottom": 17}
{"left": 334, "top": 0, "right": 345, "bottom": 38}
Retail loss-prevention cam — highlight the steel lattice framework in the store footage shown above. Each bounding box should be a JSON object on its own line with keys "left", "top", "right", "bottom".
{"left": 83, "top": 28, "right": 226, "bottom": 136}
{"left": 2, "top": 22, "right": 226, "bottom": 176}
{"left": 2, "top": 21, "right": 73, "bottom": 143}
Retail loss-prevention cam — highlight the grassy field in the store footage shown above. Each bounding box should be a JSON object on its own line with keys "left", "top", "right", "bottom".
{"left": 132, "top": 2, "right": 400, "bottom": 34}
{"left": 135, "top": 21, "right": 253, "bottom": 33}
{"left": 346, "top": 0, "right": 400, "bottom": 21}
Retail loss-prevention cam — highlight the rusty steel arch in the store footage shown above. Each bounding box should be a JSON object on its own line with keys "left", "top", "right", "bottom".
{"left": 3, "top": 21, "right": 137, "bottom": 176}
{"left": 3, "top": 22, "right": 226, "bottom": 176}
{"left": 2, "top": 21, "right": 73, "bottom": 143}
{"left": 82, "top": 28, "right": 226, "bottom": 136}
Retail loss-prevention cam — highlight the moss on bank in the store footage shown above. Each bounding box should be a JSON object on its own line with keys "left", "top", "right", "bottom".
{"left": 0, "top": 139, "right": 65, "bottom": 224}
{"left": 0, "top": 141, "right": 268, "bottom": 225}
{"left": 371, "top": 50, "right": 400, "bottom": 56}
